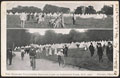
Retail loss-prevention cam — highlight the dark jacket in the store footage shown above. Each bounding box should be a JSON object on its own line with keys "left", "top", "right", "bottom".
{"left": 89, "top": 45, "right": 95, "bottom": 52}
{"left": 7, "top": 49, "right": 12, "bottom": 59}
{"left": 97, "top": 46, "right": 103, "bottom": 56}
{"left": 63, "top": 47, "right": 68, "bottom": 56}
{"left": 29, "top": 48, "right": 37, "bottom": 57}
{"left": 106, "top": 45, "right": 113, "bottom": 55}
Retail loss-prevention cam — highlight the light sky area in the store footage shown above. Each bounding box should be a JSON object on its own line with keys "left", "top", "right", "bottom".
{"left": 28, "top": 29, "right": 88, "bottom": 35}
{"left": 7, "top": 1, "right": 112, "bottom": 11}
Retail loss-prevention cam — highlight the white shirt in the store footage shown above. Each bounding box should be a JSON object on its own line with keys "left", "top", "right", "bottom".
{"left": 57, "top": 51, "right": 64, "bottom": 56}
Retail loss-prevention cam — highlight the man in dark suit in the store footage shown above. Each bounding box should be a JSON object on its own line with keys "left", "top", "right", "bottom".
{"left": 29, "top": 46, "right": 37, "bottom": 70}
{"left": 89, "top": 43, "right": 95, "bottom": 57}
{"left": 97, "top": 43, "right": 103, "bottom": 63}
{"left": 106, "top": 42, "right": 113, "bottom": 63}
{"left": 7, "top": 48, "right": 13, "bottom": 65}
{"left": 72, "top": 13, "right": 76, "bottom": 25}
{"left": 63, "top": 45, "right": 68, "bottom": 57}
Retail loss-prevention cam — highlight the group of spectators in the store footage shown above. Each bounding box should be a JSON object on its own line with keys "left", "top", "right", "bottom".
{"left": 7, "top": 40, "right": 113, "bottom": 68}
{"left": 19, "top": 12, "right": 45, "bottom": 28}
{"left": 8, "top": 12, "right": 83, "bottom": 28}
{"left": 89, "top": 41, "right": 113, "bottom": 63}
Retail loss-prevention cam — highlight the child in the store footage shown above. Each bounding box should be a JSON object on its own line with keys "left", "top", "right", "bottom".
{"left": 21, "top": 48, "right": 25, "bottom": 60}
{"left": 57, "top": 49, "right": 65, "bottom": 67}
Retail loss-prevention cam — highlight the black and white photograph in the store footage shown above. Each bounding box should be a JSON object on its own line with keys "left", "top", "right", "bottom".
{"left": 7, "top": 29, "right": 113, "bottom": 71}
{"left": 7, "top": 2, "right": 113, "bottom": 28}
{"left": 1, "top": 1, "right": 119, "bottom": 77}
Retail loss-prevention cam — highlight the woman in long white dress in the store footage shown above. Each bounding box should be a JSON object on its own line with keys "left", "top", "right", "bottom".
{"left": 20, "top": 12, "right": 27, "bottom": 28}
{"left": 49, "top": 46, "right": 52, "bottom": 55}
{"left": 38, "top": 14, "right": 42, "bottom": 24}
{"left": 54, "top": 48, "right": 57, "bottom": 55}
{"left": 45, "top": 47, "right": 49, "bottom": 56}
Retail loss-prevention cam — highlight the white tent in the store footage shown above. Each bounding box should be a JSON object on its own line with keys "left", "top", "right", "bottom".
{"left": 9, "top": 12, "right": 13, "bottom": 15}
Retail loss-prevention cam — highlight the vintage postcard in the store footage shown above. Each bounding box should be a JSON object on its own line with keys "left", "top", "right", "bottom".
{"left": 1, "top": 1, "right": 119, "bottom": 77}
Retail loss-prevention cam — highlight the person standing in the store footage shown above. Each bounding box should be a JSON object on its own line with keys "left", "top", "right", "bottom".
{"left": 41, "top": 13, "right": 45, "bottom": 22}
{"left": 27, "top": 13, "right": 30, "bottom": 21}
{"left": 97, "top": 43, "right": 103, "bottom": 63}
{"left": 60, "top": 13, "right": 64, "bottom": 28}
{"left": 54, "top": 48, "right": 57, "bottom": 55}
{"left": 45, "top": 47, "right": 49, "bottom": 56}
{"left": 21, "top": 47, "right": 25, "bottom": 60}
{"left": 63, "top": 45, "right": 68, "bottom": 57}
{"left": 49, "top": 46, "right": 52, "bottom": 56}
{"left": 7, "top": 48, "right": 13, "bottom": 65}
{"left": 20, "top": 12, "right": 27, "bottom": 28}
{"left": 89, "top": 43, "right": 95, "bottom": 57}
{"left": 106, "top": 42, "right": 113, "bottom": 63}
{"left": 72, "top": 13, "right": 76, "bottom": 25}
{"left": 25, "top": 47, "right": 30, "bottom": 54}
{"left": 29, "top": 46, "right": 37, "bottom": 70}
{"left": 35, "top": 13, "right": 39, "bottom": 23}
{"left": 57, "top": 49, "right": 65, "bottom": 67}
{"left": 38, "top": 14, "right": 42, "bottom": 24}
{"left": 36, "top": 47, "right": 41, "bottom": 59}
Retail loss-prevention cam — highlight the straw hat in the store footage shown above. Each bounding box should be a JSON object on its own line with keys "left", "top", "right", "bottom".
{"left": 60, "top": 49, "right": 63, "bottom": 52}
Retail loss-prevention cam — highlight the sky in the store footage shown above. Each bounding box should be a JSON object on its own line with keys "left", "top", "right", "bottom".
{"left": 7, "top": 1, "right": 113, "bottom": 11}
{"left": 28, "top": 29, "right": 88, "bottom": 35}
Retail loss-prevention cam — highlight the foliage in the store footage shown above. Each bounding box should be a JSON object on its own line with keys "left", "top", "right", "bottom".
{"left": 7, "top": 6, "right": 42, "bottom": 13}
{"left": 75, "top": 6, "right": 96, "bottom": 14}
{"left": 43, "top": 4, "right": 70, "bottom": 14}
{"left": 7, "top": 4, "right": 113, "bottom": 15}
{"left": 7, "top": 29, "right": 113, "bottom": 48}
{"left": 100, "top": 5, "right": 113, "bottom": 15}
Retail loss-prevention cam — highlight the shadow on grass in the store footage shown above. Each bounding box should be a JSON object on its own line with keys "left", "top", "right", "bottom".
{"left": 38, "top": 48, "right": 113, "bottom": 71}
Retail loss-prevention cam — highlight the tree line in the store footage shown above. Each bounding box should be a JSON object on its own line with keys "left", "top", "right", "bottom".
{"left": 7, "top": 29, "right": 113, "bottom": 49}
{"left": 75, "top": 5, "right": 113, "bottom": 15}
{"left": 7, "top": 4, "right": 113, "bottom": 15}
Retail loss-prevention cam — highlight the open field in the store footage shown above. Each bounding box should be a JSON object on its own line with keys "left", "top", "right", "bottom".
{"left": 7, "top": 15, "right": 113, "bottom": 28}
{"left": 39, "top": 48, "right": 113, "bottom": 71}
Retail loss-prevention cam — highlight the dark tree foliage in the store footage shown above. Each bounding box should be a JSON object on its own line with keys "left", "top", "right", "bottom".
{"left": 7, "top": 29, "right": 31, "bottom": 49}
{"left": 74, "top": 6, "right": 83, "bottom": 14}
{"left": 75, "top": 6, "right": 96, "bottom": 14}
{"left": 7, "top": 6, "right": 42, "bottom": 13}
{"left": 100, "top": 5, "right": 113, "bottom": 15}
{"left": 43, "top": 4, "right": 70, "bottom": 14}
{"left": 7, "top": 29, "right": 113, "bottom": 47}
{"left": 85, "top": 6, "right": 96, "bottom": 14}
{"left": 85, "top": 30, "right": 113, "bottom": 41}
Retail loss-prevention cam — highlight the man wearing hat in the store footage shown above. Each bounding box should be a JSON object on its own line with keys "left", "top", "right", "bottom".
{"left": 89, "top": 43, "right": 95, "bottom": 57}
{"left": 57, "top": 49, "right": 65, "bottom": 67}
{"left": 29, "top": 45, "right": 37, "bottom": 70}
{"left": 7, "top": 48, "right": 13, "bottom": 65}
{"left": 96, "top": 43, "right": 103, "bottom": 63}
{"left": 21, "top": 47, "right": 25, "bottom": 60}
{"left": 63, "top": 45, "right": 68, "bottom": 57}
{"left": 106, "top": 42, "right": 113, "bottom": 63}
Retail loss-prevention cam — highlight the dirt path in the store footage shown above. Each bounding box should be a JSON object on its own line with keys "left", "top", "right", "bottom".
{"left": 7, "top": 52, "right": 88, "bottom": 71}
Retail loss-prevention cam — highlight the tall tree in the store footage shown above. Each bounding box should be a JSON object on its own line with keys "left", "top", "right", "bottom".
{"left": 43, "top": 4, "right": 70, "bottom": 13}
{"left": 100, "top": 5, "right": 113, "bottom": 15}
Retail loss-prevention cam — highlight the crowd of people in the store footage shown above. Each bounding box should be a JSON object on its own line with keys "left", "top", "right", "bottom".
{"left": 8, "top": 12, "right": 108, "bottom": 28}
{"left": 19, "top": 12, "right": 46, "bottom": 28}
{"left": 8, "top": 12, "right": 108, "bottom": 19}
{"left": 7, "top": 40, "right": 113, "bottom": 69}
{"left": 14, "top": 12, "right": 65, "bottom": 28}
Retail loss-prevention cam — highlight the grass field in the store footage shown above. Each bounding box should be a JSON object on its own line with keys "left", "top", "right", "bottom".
{"left": 38, "top": 48, "right": 113, "bottom": 71}
{"left": 7, "top": 15, "right": 113, "bottom": 28}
